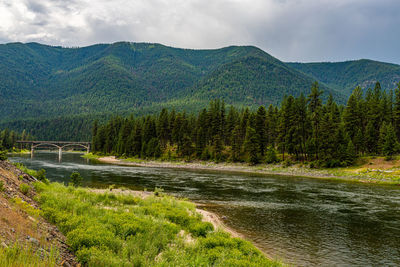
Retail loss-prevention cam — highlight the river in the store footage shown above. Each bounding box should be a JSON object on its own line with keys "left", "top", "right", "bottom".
{"left": 10, "top": 152, "right": 400, "bottom": 266}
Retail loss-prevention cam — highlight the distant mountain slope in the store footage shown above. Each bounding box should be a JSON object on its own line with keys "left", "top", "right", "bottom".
{"left": 0, "top": 42, "right": 345, "bottom": 125}
{"left": 287, "top": 59, "right": 400, "bottom": 94}
{"left": 192, "top": 56, "right": 344, "bottom": 106}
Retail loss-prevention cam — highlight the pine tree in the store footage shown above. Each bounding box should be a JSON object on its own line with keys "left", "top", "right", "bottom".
{"left": 157, "top": 108, "right": 170, "bottom": 149}
{"left": 383, "top": 123, "right": 398, "bottom": 158}
{"left": 231, "top": 125, "right": 242, "bottom": 162}
{"left": 307, "top": 82, "right": 323, "bottom": 160}
{"left": 244, "top": 126, "right": 259, "bottom": 165}
{"left": 255, "top": 106, "right": 267, "bottom": 156}
{"left": 345, "top": 140, "right": 357, "bottom": 165}
{"left": 393, "top": 83, "right": 400, "bottom": 140}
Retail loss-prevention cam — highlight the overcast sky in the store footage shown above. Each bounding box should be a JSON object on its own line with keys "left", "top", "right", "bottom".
{"left": 1, "top": 0, "right": 400, "bottom": 63}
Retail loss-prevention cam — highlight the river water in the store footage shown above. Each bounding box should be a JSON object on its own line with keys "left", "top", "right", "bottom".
{"left": 10, "top": 152, "right": 400, "bottom": 266}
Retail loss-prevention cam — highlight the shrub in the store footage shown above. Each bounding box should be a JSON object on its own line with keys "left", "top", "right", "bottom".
{"left": 19, "top": 183, "right": 30, "bottom": 195}
{"left": 265, "top": 146, "right": 278, "bottom": 163}
{"left": 0, "top": 151, "right": 7, "bottom": 161}
{"left": 70, "top": 172, "right": 83, "bottom": 187}
{"left": 154, "top": 187, "right": 164, "bottom": 196}
{"left": 283, "top": 159, "right": 293, "bottom": 167}
{"left": 36, "top": 169, "right": 47, "bottom": 182}
{"left": 0, "top": 180, "right": 4, "bottom": 191}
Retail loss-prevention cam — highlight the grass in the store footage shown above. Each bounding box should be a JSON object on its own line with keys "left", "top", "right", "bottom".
{"left": 0, "top": 243, "right": 59, "bottom": 267}
{"left": 34, "top": 182, "right": 282, "bottom": 267}
{"left": 12, "top": 163, "right": 38, "bottom": 177}
{"left": 19, "top": 183, "right": 30, "bottom": 195}
{"left": 81, "top": 153, "right": 101, "bottom": 160}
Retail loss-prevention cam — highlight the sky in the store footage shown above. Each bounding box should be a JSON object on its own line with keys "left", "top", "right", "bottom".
{"left": 1, "top": 0, "right": 400, "bottom": 63}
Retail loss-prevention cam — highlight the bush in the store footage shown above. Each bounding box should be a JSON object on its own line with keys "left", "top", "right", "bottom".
{"left": 283, "top": 159, "right": 293, "bottom": 167}
{"left": 19, "top": 183, "right": 30, "bottom": 195}
{"left": 265, "top": 146, "right": 278, "bottom": 163}
{"left": 0, "top": 151, "right": 7, "bottom": 161}
{"left": 70, "top": 172, "right": 83, "bottom": 187}
{"left": 0, "top": 180, "right": 4, "bottom": 191}
{"left": 36, "top": 169, "right": 47, "bottom": 182}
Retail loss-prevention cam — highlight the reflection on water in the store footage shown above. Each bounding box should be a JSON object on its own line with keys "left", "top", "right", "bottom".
{"left": 10, "top": 152, "right": 400, "bottom": 266}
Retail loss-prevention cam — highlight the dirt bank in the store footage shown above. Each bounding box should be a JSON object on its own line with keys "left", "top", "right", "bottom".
{"left": 0, "top": 161, "right": 78, "bottom": 266}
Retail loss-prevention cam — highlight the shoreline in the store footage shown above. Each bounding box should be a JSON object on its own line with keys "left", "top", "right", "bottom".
{"left": 91, "top": 155, "right": 400, "bottom": 185}
{"left": 89, "top": 188, "right": 271, "bottom": 256}
{"left": 89, "top": 188, "right": 243, "bottom": 238}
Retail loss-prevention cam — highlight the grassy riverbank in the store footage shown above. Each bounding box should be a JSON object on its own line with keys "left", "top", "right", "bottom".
{"left": 1, "top": 160, "right": 282, "bottom": 266}
{"left": 83, "top": 153, "right": 400, "bottom": 185}
{"left": 35, "top": 182, "right": 282, "bottom": 266}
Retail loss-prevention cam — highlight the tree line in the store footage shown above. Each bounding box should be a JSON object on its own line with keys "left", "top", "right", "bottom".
{"left": 90, "top": 81, "right": 400, "bottom": 167}
{"left": 0, "top": 129, "right": 33, "bottom": 151}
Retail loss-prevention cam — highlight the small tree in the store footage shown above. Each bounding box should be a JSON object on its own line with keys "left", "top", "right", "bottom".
{"left": 383, "top": 124, "right": 398, "bottom": 159}
{"left": 265, "top": 146, "right": 278, "bottom": 163}
{"left": 70, "top": 172, "right": 83, "bottom": 187}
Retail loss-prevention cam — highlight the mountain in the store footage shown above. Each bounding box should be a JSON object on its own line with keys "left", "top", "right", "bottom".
{"left": 0, "top": 42, "right": 344, "bottom": 126}
{"left": 287, "top": 59, "right": 400, "bottom": 95}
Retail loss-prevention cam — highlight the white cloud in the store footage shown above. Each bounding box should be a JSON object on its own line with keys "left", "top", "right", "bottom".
{"left": 0, "top": 0, "right": 400, "bottom": 63}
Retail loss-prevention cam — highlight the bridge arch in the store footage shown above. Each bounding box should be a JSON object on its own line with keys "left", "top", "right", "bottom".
{"left": 61, "top": 143, "right": 90, "bottom": 151}
{"left": 32, "top": 143, "right": 61, "bottom": 149}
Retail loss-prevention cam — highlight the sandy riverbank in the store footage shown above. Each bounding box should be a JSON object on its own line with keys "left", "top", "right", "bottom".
{"left": 96, "top": 156, "right": 354, "bottom": 181}
{"left": 91, "top": 156, "right": 400, "bottom": 185}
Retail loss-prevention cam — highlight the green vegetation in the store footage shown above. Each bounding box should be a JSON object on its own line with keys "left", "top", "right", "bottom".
{"left": 92, "top": 82, "right": 400, "bottom": 168}
{"left": 0, "top": 42, "right": 345, "bottom": 141}
{"left": 13, "top": 163, "right": 49, "bottom": 183}
{"left": 70, "top": 172, "right": 83, "bottom": 187}
{"left": 0, "top": 151, "right": 7, "bottom": 161}
{"left": 19, "top": 183, "right": 30, "bottom": 195}
{"left": 0, "top": 180, "right": 4, "bottom": 191}
{"left": 35, "top": 182, "right": 281, "bottom": 266}
{"left": 0, "top": 243, "right": 58, "bottom": 267}
{"left": 288, "top": 59, "right": 400, "bottom": 95}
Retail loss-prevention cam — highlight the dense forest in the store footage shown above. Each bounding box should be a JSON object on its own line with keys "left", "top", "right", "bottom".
{"left": 92, "top": 82, "right": 400, "bottom": 167}
{"left": 0, "top": 129, "right": 32, "bottom": 150}
{"left": 1, "top": 42, "right": 336, "bottom": 124}
{"left": 288, "top": 59, "right": 400, "bottom": 95}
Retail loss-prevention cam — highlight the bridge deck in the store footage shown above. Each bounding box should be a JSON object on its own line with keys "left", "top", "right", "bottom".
{"left": 16, "top": 141, "right": 90, "bottom": 144}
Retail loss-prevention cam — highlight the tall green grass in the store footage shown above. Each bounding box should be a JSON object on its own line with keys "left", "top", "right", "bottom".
{"left": 35, "top": 182, "right": 282, "bottom": 266}
{"left": 0, "top": 243, "right": 58, "bottom": 267}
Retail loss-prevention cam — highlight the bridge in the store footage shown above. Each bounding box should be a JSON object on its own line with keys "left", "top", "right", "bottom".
{"left": 16, "top": 141, "right": 91, "bottom": 160}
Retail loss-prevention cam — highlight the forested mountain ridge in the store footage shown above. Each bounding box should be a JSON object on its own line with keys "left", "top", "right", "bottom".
{"left": 287, "top": 59, "right": 400, "bottom": 95}
{"left": 0, "top": 41, "right": 342, "bottom": 125}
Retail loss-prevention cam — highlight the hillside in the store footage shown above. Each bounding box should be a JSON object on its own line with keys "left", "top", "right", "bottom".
{"left": 1, "top": 42, "right": 343, "bottom": 125}
{"left": 287, "top": 59, "right": 400, "bottom": 94}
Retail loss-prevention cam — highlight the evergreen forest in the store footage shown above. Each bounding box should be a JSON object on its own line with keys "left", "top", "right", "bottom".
{"left": 91, "top": 82, "right": 400, "bottom": 167}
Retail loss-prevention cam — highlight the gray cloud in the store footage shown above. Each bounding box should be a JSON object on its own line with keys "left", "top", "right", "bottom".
{"left": 0, "top": 0, "right": 400, "bottom": 63}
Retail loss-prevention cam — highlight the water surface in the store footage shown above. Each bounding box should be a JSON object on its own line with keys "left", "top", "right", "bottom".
{"left": 10, "top": 152, "right": 400, "bottom": 266}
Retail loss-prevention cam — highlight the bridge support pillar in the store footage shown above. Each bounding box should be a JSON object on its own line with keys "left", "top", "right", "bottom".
{"left": 58, "top": 147, "right": 62, "bottom": 162}
{"left": 31, "top": 145, "right": 34, "bottom": 158}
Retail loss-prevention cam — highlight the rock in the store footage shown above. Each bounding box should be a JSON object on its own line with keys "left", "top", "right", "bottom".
{"left": 28, "top": 237, "right": 39, "bottom": 246}
{"left": 61, "top": 260, "right": 72, "bottom": 267}
{"left": 11, "top": 228, "right": 15, "bottom": 233}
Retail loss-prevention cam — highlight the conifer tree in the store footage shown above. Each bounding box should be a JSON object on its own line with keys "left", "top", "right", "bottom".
{"left": 244, "top": 126, "right": 259, "bottom": 165}
{"left": 307, "top": 82, "right": 323, "bottom": 160}
{"left": 255, "top": 106, "right": 267, "bottom": 156}
{"left": 383, "top": 123, "right": 398, "bottom": 158}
